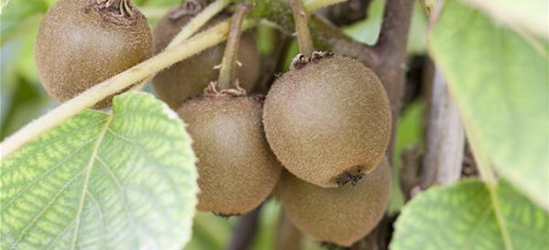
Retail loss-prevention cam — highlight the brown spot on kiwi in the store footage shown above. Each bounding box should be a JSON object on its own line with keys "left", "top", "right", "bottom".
{"left": 334, "top": 166, "right": 365, "bottom": 186}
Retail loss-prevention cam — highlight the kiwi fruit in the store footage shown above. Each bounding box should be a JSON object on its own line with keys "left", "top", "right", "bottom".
{"left": 177, "top": 94, "right": 282, "bottom": 215}
{"left": 35, "top": 0, "right": 153, "bottom": 109}
{"left": 263, "top": 54, "right": 391, "bottom": 188}
{"left": 278, "top": 158, "right": 391, "bottom": 247}
{"left": 152, "top": 1, "right": 261, "bottom": 109}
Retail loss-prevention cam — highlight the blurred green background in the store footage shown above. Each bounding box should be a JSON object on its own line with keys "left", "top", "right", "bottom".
{"left": 0, "top": 0, "right": 427, "bottom": 249}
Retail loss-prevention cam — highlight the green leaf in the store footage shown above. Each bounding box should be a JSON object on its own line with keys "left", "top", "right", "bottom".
{"left": 1, "top": 92, "right": 198, "bottom": 250}
{"left": 344, "top": 0, "right": 427, "bottom": 54}
{"left": 389, "top": 100, "right": 425, "bottom": 214}
{"left": 458, "top": 0, "right": 549, "bottom": 40}
{"left": 429, "top": 0, "right": 549, "bottom": 210}
{"left": 391, "top": 180, "right": 549, "bottom": 250}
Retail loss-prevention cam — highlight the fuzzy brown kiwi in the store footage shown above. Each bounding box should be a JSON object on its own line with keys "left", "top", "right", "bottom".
{"left": 177, "top": 95, "right": 282, "bottom": 215}
{"left": 263, "top": 54, "right": 392, "bottom": 188}
{"left": 35, "top": 0, "right": 153, "bottom": 109}
{"left": 278, "top": 158, "right": 391, "bottom": 247}
{"left": 152, "top": 0, "right": 261, "bottom": 109}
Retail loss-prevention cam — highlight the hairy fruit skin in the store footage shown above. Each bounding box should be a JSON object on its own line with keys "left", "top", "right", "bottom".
{"left": 35, "top": 0, "right": 153, "bottom": 109}
{"left": 263, "top": 55, "right": 391, "bottom": 188}
{"left": 153, "top": 12, "right": 260, "bottom": 109}
{"left": 177, "top": 96, "right": 282, "bottom": 215}
{"left": 278, "top": 158, "right": 391, "bottom": 247}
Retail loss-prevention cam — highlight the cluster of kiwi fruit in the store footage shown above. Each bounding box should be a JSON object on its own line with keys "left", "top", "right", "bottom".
{"left": 35, "top": 0, "right": 392, "bottom": 247}
{"left": 263, "top": 0, "right": 392, "bottom": 246}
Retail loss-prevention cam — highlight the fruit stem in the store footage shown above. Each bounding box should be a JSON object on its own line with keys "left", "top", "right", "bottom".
{"left": 217, "top": 2, "right": 252, "bottom": 90}
{"left": 288, "top": 0, "right": 315, "bottom": 57}
{"left": 0, "top": 19, "right": 257, "bottom": 159}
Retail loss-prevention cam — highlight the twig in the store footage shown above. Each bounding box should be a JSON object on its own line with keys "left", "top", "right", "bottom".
{"left": 0, "top": 0, "right": 357, "bottom": 159}
{"left": 224, "top": 206, "right": 262, "bottom": 250}
{"left": 309, "top": 14, "right": 379, "bottom": 67}
{"left": 374, "top": 0, "right": 417, "bottom": 161}
{"left": 116, "top": 0, "right": 232, "bottom": 93}
{"left": 400, "top": 146, "right": 421, "bottom": 201}
{"left": 351, "top": 215, "right": 397, "bottom": 250}
{"left": 420, "top": 66, "right": 465, "bottom": 188}
{"left": 276, "top": 211, "right": 303, "bottom": 250}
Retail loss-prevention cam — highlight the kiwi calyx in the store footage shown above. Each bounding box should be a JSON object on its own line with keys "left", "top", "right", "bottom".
{"left": 94, "top": 0, "right": 137, "bottom": 24}
{"left": 203, "top": 82, "right": 247, "bottom": 97}
{"left": 213, "top": 211, "right": 241, "bottom": 219}
{"left": 334, "top": 168, "right": 365, "bottom": 186}
{"left": 170, "top": 0, "right": 206, "bottom": 20}
{"left": 290, "top": 51, "right": 334, "bottom": 70}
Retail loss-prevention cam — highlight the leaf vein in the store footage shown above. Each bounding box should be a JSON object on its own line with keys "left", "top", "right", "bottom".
{"left": 69, "top": 115, "right": 113, "bottom": 250}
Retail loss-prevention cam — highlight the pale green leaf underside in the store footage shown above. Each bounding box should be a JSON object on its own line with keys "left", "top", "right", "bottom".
{"left": 458, "top": 0, "right": 549, "bottom": 40}
{"left": 1, "top": 92, "right": 198, "bottom": 250}
{"left": 391, "top": 180, "right": 549, "bottom": 250}
{"left": 429, "top": 0, "right": 549, "bottom": 210}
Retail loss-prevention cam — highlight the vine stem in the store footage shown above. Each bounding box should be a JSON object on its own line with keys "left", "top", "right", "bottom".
{"left": 420, "top": 66, "right": 465, "bottom": 188}
{"left": 218, "top": 2, "right": 251, "bottom": 90}
{"left": 0, "top": 20, "right": 253, "bottom": 159}
{"left": 289, "top": 0, "right": 315, "bottom": 56}
{"left": 167, "top": 0, "right": 356, "bottom": 15}
{"left": 303, "top": 0, "right": 351, "bottom": 11}
{"left": 224, "top": 205, "right": 262, "bottom": 250}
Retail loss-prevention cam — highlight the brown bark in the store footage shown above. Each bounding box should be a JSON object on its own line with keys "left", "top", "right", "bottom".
{"left": 420, "top": 66, "right": 465, "bottom": 189}
{"left": 224, "top": 206, "right": 262, "bottom": 250}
